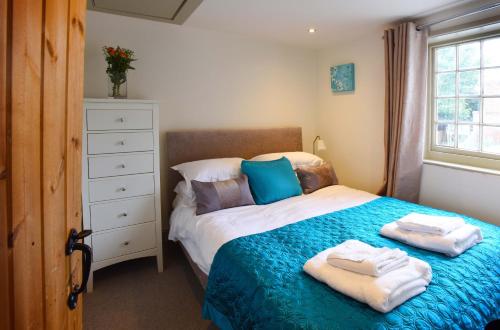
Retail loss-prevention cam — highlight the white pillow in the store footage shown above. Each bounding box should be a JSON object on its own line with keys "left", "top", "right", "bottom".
{"left": 171, "top": 157, "right": 244, "bottom": 187}
{"left": 250, "top": 152, "right": 324, "bottom": 169}
{"left": 172, "top": 181, "right": 196, "bottom": 208}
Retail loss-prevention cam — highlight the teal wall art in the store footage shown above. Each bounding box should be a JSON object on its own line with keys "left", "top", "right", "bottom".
{"left": 331, "top": 63, "right": 355, "bottom": 92}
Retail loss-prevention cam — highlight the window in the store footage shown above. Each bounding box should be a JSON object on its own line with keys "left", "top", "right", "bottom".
{"left": 429, "top": 33, "right": 500, "bottom": 170}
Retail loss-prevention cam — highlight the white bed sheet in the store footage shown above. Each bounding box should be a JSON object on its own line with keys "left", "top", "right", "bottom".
{"left": 168, "top": 185, "right": 378, "bottom": 274}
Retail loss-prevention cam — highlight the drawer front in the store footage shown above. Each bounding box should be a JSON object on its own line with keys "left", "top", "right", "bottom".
{"left": 90, "top": 196, "right": 156, "bottom": 232}
{"left": 89, "top": 153, "right": 154, "bottom": 178}
{"left": 87, "top": 109, "right": 153, "bottom": 130}
{"left": 89, "top": 174, "right": 154, "bottom": 202}
{"left": 88, "top": 132, "right": 153, "bottom": 154}
{"left": 92, "top": 222, "right": 156, "bottom": 262}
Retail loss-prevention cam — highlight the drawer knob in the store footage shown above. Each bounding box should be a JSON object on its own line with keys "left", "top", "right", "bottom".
{"left": 118, "top": 140, "right": 125, "bottom": 146}
{"left": 118, "top": 117, "right": 125, "bottom": 123}
{"left": 119, "top": 187, "right": 127, "bottom": 192}
{"left": 123, "top": 241, "right": 130, "bottom": 246}
{"left": 119, "top": 163, "right": 126, "bottom": 169}
{"left": 120, "top": 212, "right": 128, "bottom": 217}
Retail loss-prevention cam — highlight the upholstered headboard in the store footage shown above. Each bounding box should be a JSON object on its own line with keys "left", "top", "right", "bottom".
{"left": 165, "top": 127, "right": 302, "bottom": 217}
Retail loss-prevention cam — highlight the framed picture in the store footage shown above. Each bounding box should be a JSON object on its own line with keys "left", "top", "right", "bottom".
{"left": 330, "top": 63, "right": 355, "bottom": 92}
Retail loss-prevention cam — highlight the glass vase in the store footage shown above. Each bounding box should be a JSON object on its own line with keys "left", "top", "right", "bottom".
{"left": 107, "top": 74, "right": 127, "bottom": 99}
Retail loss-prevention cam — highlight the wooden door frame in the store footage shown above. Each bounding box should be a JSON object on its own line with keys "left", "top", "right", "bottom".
{"left": 0, "top": 0, "right": 86, "bottom": 329}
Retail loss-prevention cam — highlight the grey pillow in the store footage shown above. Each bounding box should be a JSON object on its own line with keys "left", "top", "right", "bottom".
{"left": 296, "top": 163, "right": 338, "bottom": 194}
{"left": 191, "top": 175, "right": 256, "bottom": 215}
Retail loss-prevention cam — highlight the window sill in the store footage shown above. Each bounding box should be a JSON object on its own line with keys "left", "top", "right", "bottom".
{"left": 423, "top": 159, "right": 500, "bottom": 176}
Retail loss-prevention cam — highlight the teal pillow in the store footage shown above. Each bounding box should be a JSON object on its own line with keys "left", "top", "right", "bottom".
{"left": 241, "top": 157, "right": 302, "bottom": 205}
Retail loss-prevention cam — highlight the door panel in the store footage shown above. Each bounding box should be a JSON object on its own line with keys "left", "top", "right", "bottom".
{"left": 0, "top": 0, "right": 87, "bottom": 329}
{"left": 66, "top": 1, "right": 87, "bottom": 328}
{"left": 10, "top": 0, "right": 44, "bottom": 328}
{"left": 0, "top": 0, "right": 11, "bottom": 328}
{"left": 43, "top": 0, "right": 71, "bottom": 328}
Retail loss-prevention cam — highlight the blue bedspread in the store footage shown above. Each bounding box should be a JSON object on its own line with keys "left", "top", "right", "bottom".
{"left": 203, "top": 197, "right": 500, "bottom": 329}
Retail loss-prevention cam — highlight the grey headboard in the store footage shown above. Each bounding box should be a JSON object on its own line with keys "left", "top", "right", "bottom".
{"left": 165, "top": 127, "right": 302, "bottom": 217}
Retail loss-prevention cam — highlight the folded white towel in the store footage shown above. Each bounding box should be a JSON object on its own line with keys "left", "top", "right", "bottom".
{"left": 381, "top": 222, "right": 482, "bottom": 257}
{"left": 304, "top": 248, "right": 432, "bottom": 313}
{"left": 396, "top": 213, "right": 465, "bottom": 236}
{"left": 326, "top": 240, "right": 409, "bottom": 277}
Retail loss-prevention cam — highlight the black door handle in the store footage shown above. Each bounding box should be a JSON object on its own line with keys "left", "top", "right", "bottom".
{"left": 66, "top": 228, "right": 92, "bottom": 310}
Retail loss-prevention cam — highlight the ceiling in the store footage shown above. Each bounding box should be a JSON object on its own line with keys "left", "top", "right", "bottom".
{"left": 88, "top": 0, "right": 203, "bottom": 24}
{"left": 185, "top": 0, "right": 476, "bottom": 49}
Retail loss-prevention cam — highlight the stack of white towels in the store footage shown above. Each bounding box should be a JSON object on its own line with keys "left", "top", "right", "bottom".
{"left": 303, "top": 240, "right": 432, "bottom": 313}
{"left": 380, "top": 213, "right": 483, "bottom": 257}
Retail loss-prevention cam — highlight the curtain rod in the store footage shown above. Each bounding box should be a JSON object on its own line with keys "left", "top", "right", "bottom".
{"left": 416, "top": 2, "right": 500, "bottom": 30}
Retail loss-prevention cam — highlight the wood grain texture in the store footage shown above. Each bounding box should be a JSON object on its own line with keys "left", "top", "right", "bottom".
{"left": 2, "top": 0, "right": 86, "bottom": 328}
{"left": 0, "top": 0, "right": 8, "bottom": 179}
{"left": 42, "top": 0, "right": 70, "bottom": 328}
{"left": 11, "top": 0, "right": 44, "bottom": 328}
{"left": 65, "top": 1, "right": 86, "bottom": 327}
{"left": 0, "top": 175, "right": 10, "bottom": 330}
{"left": 0, "top": 0, "right": 12, "bottom": 328}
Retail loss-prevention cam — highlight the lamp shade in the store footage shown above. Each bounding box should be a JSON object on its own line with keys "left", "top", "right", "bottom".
{"left": 316, "top": 139, "right": 326, "bottom": 151}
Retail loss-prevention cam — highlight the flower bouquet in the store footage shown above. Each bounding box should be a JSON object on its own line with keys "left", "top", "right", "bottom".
{"left": 103, "top": 46, "right": 136, "bottom": 98}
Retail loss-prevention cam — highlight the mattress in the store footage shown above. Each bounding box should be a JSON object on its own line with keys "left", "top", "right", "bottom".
{"left": 203, "top": 197, "right": 500, "bottom": 329}
{"left": 168, "top": 185, "right": 378, "bottom": 274}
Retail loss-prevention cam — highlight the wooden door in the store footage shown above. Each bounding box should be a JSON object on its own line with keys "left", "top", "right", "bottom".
{"left": 0, "top": 0, "right": 87, "bottom": 329}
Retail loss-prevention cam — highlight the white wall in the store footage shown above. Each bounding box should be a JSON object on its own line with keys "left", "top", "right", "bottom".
{"left": 85, "top": 11, "right": 500, "bottom": 227}
{"left": 316, "top": 31, "right": 500, "bottom": 225}
{"left": 316, "top": 32, "right": 386, "bottom": 193}
{"left": 420, "top": 164, "right": 500, "bottom": 225}
{"left": 84, "top": 11, "right": 318, "bottom": 223}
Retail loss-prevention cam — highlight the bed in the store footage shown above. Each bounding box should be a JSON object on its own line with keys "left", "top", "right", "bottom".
{"left": 166, "top": 127, "right": 500, "bottom": 329}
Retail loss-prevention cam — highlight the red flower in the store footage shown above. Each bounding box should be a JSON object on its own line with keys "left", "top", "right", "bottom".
{"left": 107, "top": 47, "right": 115, "bottom": 56}
{"left": 120, "top": 50, "right": 126, "bottom": 58}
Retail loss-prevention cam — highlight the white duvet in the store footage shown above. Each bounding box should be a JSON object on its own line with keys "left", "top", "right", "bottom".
{"left": 168, "top": 185, "right": 378, "bottom": 274}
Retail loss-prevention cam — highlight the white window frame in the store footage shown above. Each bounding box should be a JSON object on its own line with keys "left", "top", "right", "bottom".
{"left": 426, "top": 31, "right": 500, "bottom": 171}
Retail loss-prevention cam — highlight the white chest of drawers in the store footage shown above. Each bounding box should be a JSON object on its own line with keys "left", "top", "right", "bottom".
{"left": 82, "top": 99, "right": 163, "bottom": 292}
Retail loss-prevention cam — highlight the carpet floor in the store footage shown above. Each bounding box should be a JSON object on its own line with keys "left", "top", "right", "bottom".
{"left": 84, "top": 241, "right": 216, "bottom": 330}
